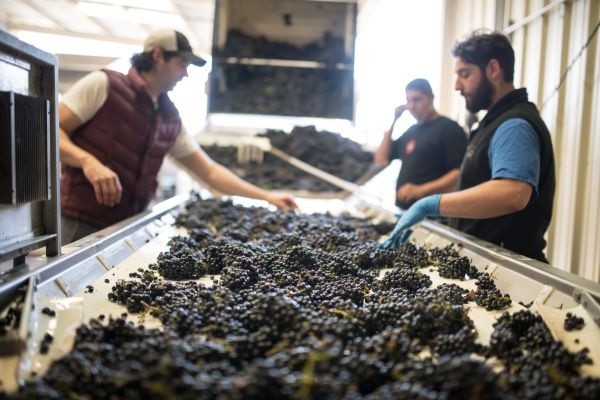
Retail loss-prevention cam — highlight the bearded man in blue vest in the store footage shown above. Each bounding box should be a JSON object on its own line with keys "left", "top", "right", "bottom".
{"left": 59, "top": 29, "right": 297, "bottom": 244}
{"left": 381, "top": 31, "right": 556, "bottom": 263}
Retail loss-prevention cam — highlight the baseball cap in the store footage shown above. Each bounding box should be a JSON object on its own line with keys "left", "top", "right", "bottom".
{"left": 143, "top": 29, "right": 206, "bottom": 67}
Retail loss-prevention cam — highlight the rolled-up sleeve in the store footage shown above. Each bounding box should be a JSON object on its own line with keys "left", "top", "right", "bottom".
{"left": 168, "top": 126, "right": 199, "bottom": 159}
{"left": 488, "top": 118, "right": 541, "bottom": 199}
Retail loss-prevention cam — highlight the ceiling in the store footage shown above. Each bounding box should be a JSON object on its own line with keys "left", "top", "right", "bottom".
{"left": 0, "top": 0, "right": 216, "bottom": 76}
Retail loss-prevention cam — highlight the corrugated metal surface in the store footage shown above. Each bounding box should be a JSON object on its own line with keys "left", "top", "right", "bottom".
{"left": 14, "top": 93, "right": 49, "bottom": 204}
{"left": 440, "top": 0, "right": 600, "bottom": 281}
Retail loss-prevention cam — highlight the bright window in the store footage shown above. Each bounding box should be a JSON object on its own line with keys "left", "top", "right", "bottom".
{"left": 354, "top": 0, "right": 443, "bottom": 147}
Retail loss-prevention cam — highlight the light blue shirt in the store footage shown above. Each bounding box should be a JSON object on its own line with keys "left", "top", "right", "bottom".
{"left": 488, "top": 118, "right": 541, "bottom": 200}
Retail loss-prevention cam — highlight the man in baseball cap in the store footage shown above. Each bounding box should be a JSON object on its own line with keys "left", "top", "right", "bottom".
{"left": 57, "top": 28, "right": 297, "bottom": 243}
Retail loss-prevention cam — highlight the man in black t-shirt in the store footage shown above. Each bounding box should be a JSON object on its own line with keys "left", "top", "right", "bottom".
{"left": 375, "top": 78, "right": 467, "bottom": 209}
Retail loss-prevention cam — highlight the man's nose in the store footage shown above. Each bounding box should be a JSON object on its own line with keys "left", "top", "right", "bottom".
{"left": 454, "top": 79, "right": 461, "bottom": 91}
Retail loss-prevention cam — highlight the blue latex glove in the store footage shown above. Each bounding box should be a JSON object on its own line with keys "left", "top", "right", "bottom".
{"left": 380, "top": 194, "right": 442, "bottom": 249}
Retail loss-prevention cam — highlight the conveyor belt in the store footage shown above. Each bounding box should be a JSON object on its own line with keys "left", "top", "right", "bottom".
{"left": 2, "top": 193, "right": 600, "bottom": 393}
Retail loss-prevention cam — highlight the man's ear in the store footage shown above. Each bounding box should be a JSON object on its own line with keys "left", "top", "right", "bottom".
{"left": 151, "top": 47, "right": 163, "bottom": 62}
{"left": 486, "top": 59, "right": 503, "bottom": 82}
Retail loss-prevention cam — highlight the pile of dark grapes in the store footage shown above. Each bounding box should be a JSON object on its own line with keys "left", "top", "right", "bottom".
{"left": 218, "top": 29, "right": 350, "bottom": 64}
{"left": 211, "top": 27, "right": 353, "bottom": 118}
{"left": 0, "top": 286, "right": 25, "bottom": 336}
{"left": 209, "top": 64, "right": 354, "bottom": 118}
{"left": 259, "top": 126, "right": 373, "bottom": 182}
{"left": 202, "top": 125, "right": 374, "bottom": 192}
{"left": 6, "top": 197, "right": 599, "bottom": 399}
{"left": 489, "top": 310, "right": 598, "bottom": 399}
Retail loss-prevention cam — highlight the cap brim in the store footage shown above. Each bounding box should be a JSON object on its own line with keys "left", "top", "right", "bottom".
{"left": 191, "top": 55, "right": 207, "bottom": 67}
{"left": 181, "top": 51, "right": 206, "bottom": 67}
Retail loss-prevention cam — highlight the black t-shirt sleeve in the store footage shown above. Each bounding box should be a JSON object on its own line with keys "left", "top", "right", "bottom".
{"left": 442, "top": 122, "right": 467, "bottom": 169}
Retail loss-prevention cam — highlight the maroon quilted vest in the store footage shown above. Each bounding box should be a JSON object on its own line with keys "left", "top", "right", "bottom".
{"left": 61, "top": 68, "right": 181, "bottom": 228}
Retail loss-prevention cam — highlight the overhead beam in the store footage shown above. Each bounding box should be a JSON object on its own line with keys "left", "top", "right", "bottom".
{"left": 5, "top": 22, "right": 142, "bottom": 46}
{"left": 24, "top": 0, "right": 119, "bottom": 37}
{"left": 83, "top": 15, "right": 116, "bottom": 36}
{"left": 21, "top": 0, "right": 62, "bottom": 27}
{"left": 504, "top": 0, "right": 567, "bottom": 35}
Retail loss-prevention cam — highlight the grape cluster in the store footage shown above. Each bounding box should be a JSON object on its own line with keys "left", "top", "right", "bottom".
{"left": 438, "top": 256, "right": 479, "bottom": 280}
{"left": 148, "top": 236, "right": 207, "bottom": 280}
{"left": 7, "top": 198, "right": 599, "bottom": 400}
{"left": 377, "top": 268, "right": 432, "bottom": 293}
{"left": 474, "top": 273, "right": 512, "bottom": 311}
{"left": 390, "top": 241, "right": 430, "bottom": 269}
{"left": 428, "top": 244, "right": 462, "bottom": 265}
{"left": 430, "top": 283, "right": 471, "bottom": 305}
{"left": 219, "top": 256, "right": 260, "bottom": 290}
{"left": 430, "top": 326, "right": 480, "bottom": 355}
{"left": 41, "top": 307, "right": 56, "bottom": 317}
{"left": 39, "top": 332, "right": 53, "bottom": 355}
{"left": 564, "top": 312, "right": 585, "bottom": 331}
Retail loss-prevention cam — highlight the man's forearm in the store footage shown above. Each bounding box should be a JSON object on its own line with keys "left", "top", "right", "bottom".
{"left": 59, "top": 129, "right": 96, "bottom": 169}
{"left": 439, "top": 179, "right": 533, "bottom": 219}
{"left": 374, "top": 130, "right": 393, "bottom": 165}
{"left": 177, "top": 151, "right": 271, "bottom": 201}
{"left": 417, "top": 169, "right": 460, "bottom": 197}
{"left": 205, "top": 163, "right": 271, "bottom": 200}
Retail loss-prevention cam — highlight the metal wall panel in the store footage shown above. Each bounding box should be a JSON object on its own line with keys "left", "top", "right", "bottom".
{"left": 582, "top": 29, "right": 600, "bottom": 281}
{"left": 440, "top": 0, "right": 600, "bottom": 281}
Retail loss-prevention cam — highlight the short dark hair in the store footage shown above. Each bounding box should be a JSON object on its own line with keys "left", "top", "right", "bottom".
{"left": 130, "top": 50, "right": 179, "bottom": 72}
{"left": 405, "top": 78, "right": 433, "bottom": 96}
{"left": 452, "top": 30, "right": 515, "bottom": 82}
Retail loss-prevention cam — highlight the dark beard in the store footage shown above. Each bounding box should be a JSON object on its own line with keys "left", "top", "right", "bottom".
{"left": 466, "top": 74, "right": 493, "bottom": 113}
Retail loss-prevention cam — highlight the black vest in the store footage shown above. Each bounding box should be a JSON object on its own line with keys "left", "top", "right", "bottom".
{"left": 449, "top": 89, "right": 555, "bottom": 262}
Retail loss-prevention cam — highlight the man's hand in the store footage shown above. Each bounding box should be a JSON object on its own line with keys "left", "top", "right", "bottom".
{"left": 266, "top": 192, "right": 298, "bottom": 210}
{"left": 394, "top": 104, "right": 408, "bottom": 120}
{"left": 81, "top": 157, "right": 123, "bottom": 207}
{"left": 375, "top": 104, "right": 410, "bottom": 166}
{"left": 396, "top": 183, "right": 423, "bottom": 203}
{"left": 380, "top": 194, "right": 441, "bottom": 249}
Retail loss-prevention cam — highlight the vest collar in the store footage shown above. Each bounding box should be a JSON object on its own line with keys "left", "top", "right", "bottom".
{"left": 127, "top": 67, "right": 149, "bottom": 92}
{"left": 479, "top": 88, "right": 529, "bottom": 129}
{"left": 126, "top": 68, "right": 177, "bottom": 117}
{"left": 127, "top": 67, "right": 155, "bottom": 106}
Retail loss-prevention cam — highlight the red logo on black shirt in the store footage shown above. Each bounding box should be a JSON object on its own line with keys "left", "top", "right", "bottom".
{"left": 405, "top": 138, "right": 416, "bottom": 155}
